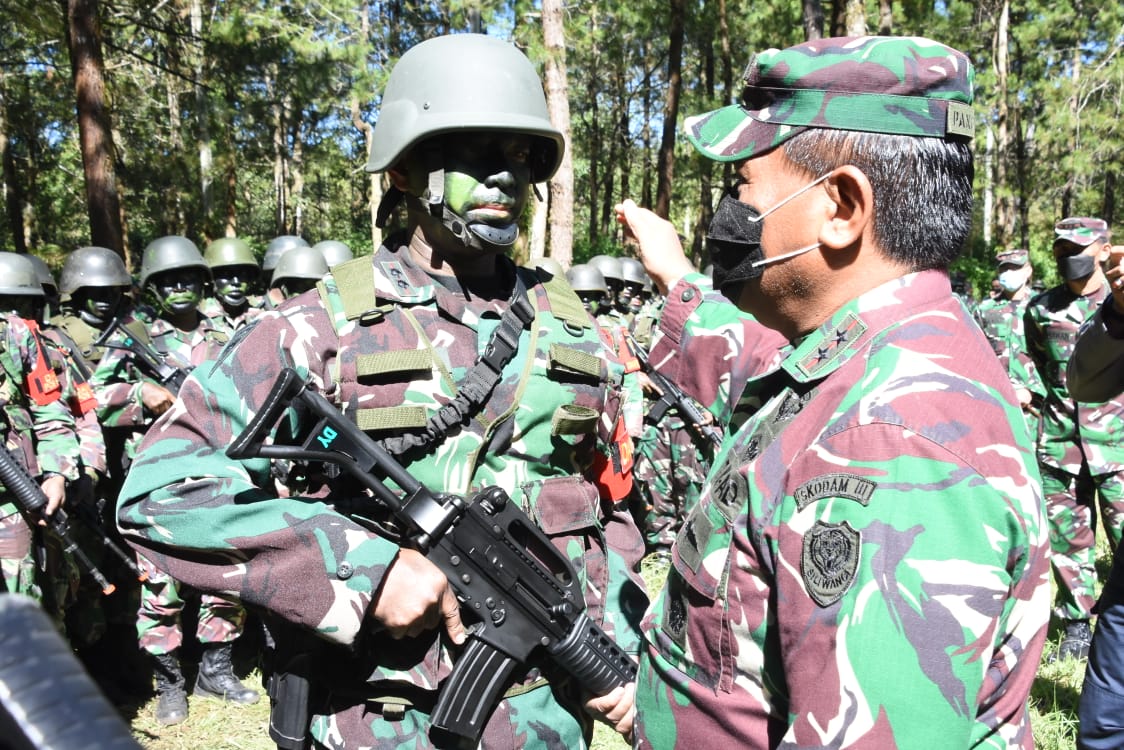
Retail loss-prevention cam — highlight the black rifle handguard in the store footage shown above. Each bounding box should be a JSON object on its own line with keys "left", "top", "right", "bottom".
{"left": 230, "top": 369, "right": 638, "bottom": 747}
{"left": 0, "top": 449, "right": 117, "bottom": 595}
{"left": 626, "top": 332, "right": 723, "bottom": 448}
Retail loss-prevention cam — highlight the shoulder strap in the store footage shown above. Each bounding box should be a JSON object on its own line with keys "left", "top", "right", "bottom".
{"left": 378, "top": 272, "right": 537, "bottom": 459}
{"left": 536, "top": 269, "right": 591, "bottom": 330}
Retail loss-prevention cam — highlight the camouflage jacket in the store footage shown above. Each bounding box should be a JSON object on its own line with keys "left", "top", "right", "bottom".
{"left": 0, "top": 315, "right": 82, "bottom": 515}
{"left": 633, "top": 270, "right": 1050, "bottom": 749}
{"left": 118, "top": 242, "right": 648, "bottom": 747}
{"left": 146, "top": 311, "right": 230, "bottom": 367}
{"left": 50, "top": 312, "right": 181, "bottom": 465}
{"left": 1067, "top": 298, "right": 1124, "bottom": 402}
{"left": 646, "top": 273, "right": 787, "bottom": 430}
{"left": 1023, "top": 281, "right": 1124, "bottom": 473}
{"left": 972, "top": 294, "right": 1040, "bottom": 396}
{"left": 199, "top": 295, "right": 264, "bottom": 332}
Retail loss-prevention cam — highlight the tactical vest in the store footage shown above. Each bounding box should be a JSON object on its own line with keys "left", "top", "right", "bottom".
{"left": 316, "top": 255, "right": 624, "bottom": 496}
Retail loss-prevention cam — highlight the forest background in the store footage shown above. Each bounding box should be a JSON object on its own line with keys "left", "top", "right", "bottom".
{"left": 1, "top": 0, "right": 1122, "bottom": 297}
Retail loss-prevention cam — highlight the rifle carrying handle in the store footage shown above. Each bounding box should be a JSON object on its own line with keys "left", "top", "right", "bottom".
{"left": 227, "top": 368, "right": 305, "bottom": 460}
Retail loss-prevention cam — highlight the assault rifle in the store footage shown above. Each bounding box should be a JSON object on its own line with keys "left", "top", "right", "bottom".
{"left": 0, "top": 447, "right": 118, "bottom": 595}
{"left": 228, "top": 368, "right": 637, "bottom": 748}
{"left": 625, "top": 332, "right": 723, "bottom": 448}
{"left": 94, "top": 317, "right": 192, "bottom": 393}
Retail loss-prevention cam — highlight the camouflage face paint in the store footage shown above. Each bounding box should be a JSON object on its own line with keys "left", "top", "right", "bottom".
{"left": 151, "top": 269, "right": 204, "bottom": 315}
{"left": 440, "top": 133, "right": 532, "bottom": 225}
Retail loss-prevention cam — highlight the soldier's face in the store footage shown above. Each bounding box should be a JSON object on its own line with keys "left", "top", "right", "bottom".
{"left": 73, "top": 286, "right": 124, "bottom": 326}
{"left": 401, "top": 133, "right": 533, "bottom": 226}
{"left": 212, "top": 264, "right": 257, "bottom": 307}
{"left": 150, "top": 269, "right": 204, "bottom": 315}
{"left": 0, "top": 295, "right": 37, "bottom": 320}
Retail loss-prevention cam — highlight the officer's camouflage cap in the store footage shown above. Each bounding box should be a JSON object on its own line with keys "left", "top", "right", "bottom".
{"left": 1054, "top": 217, "right": 1109, "bottom": 247}
{"left": 995, "top": 248, "right": 1028, "bottom": 267}
{"left": 685, "top": 36, "right": 975, "bottom": 163}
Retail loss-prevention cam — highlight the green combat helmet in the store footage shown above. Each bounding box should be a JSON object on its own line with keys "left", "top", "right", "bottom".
{"left": 59, "top": 246, "right": 133, "bottom": 295}
{"left": 271, "top": 245, "right": 329, "bottom": 299}
{"left": 0, "top": 252, "right": 46, "bottom": 297}
{"left": 366, "top": 33, "right": 565, "bottom": 250}
{"left": 205, "top": 237, "right": 260, "bottom": 308}
{"left": 567, "top": 263, "right": 608, "bottom": 316}
{"left": 312, "top": 240, "right": 353, "bottom": 269}
{"left": 139, "top": 236, "right": 208, "bottom": 289}
{"left": 60, "top": 246, "right": 132, "bottom": 327}
{"left": 26, "top": 255, "right": 57, "bottom": 296}
{"left": 204, "top": 237, "right": 258, "bottom": 271}
{"left": 263, "top": 235, "right": 309, "bottom": 275}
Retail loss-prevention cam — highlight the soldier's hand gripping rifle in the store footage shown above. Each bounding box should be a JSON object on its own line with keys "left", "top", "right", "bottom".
{"left": 0, "top": 448, "right": 118, "bottom": 595}
{"left": 624, "top": 332, "right": 723, "bottom": 448}
{"left": 93, "top": 317, "right": 192, "bottom": 393}
{"left": 228, "top": 368, "right": 638, "bottom": 748}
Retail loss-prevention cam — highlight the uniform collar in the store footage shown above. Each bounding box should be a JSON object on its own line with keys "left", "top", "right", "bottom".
{"left": 782, "top": 269, "right": 952, "bottom": 383}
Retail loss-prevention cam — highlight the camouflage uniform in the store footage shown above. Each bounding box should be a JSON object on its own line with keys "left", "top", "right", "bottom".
{"left": 1023, "top": 258, "right": 1124, "bottom": 624}
{"left": 629, "top": 36, "right": 1050, "bottom": 749}
{"left": 118, "top": 241, "right": 647, "bottom": 748}
{"left": 630, "top": 285, "right": 785, "bottom": 552}
{"left": 972, "top": 249, "right": 1041, "bottom": 435}
{"left": 635, "top": 272, "right": 1050, "bottom": 748}
{"left": 199, "top": 294, "right": 263, "bottom": 332}
{"left": 0, "top": 314, "right": 82, "bottom": 614}
{"left": 1069, "top": 298, "right": 1124, "bottom": 747}
{"left": 136, "top": 309, "right": 245, "bottom": 653}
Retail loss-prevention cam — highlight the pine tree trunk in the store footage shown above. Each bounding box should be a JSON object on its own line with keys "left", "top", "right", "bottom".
{"left": 655, "top": 0, "right": 685, "bottom": 219}
{"left": 542, "top": 0, "right": 574, "bottom": 267}
{"left": 64, "top": 0, "right": 124, "bottom": 252}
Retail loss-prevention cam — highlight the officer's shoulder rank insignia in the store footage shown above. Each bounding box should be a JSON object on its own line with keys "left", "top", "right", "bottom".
{"left": 801, "top": 520, "right": 860, "bottom": 608}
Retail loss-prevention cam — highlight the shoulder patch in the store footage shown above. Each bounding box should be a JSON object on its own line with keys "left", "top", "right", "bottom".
{"left": 802, "top": 520, "right": 860, "bottom": 608}
{"left": 793, "top": 473, "right": 877, "bottom": 511}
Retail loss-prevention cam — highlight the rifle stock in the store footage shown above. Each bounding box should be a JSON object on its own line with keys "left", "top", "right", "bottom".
{"left": 229, "top": 368, "right": 637, "bottom": 746}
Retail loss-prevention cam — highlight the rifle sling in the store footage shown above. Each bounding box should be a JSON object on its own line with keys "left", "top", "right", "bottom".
{"left": 377, "top": 273, "right": 535, "bottom": 458}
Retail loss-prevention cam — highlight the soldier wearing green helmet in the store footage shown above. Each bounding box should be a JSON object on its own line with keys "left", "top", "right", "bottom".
{"left": 118, "top": 32, "right": 645, "bottom": 750}
{"left": 202, "top": 237, "right": 262, "bottom": 330}
{"left": 261, "top": 235, "right": 309, "bottom": 290}
{"left": 0, "top": 251, "right": 82, "bottom": 639}
{"left": 566, "top": 263, "right": 608, "bottom": 316}
{"left": 135, "top": 235, "right": 258, "bottom": 725}
{"left": 617, "top": 36, "right": 1048, "bottom": 747}
{"left": 267, "top": 244, "right": 329, "bottom": 305}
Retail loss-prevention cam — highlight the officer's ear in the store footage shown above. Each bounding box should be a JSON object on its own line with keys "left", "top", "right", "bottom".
{"left": 818, "top": 165, "right": 872, "bottom": 255}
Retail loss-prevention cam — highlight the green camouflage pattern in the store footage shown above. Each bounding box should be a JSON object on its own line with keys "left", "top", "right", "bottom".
{"left": 632, "top": 417, "right": 713, "bottom": 551}
{"left": 1022, "top": 280, "right": 1124, "bottom": 622}
{"left": 1023, "top": 282, "right": 1124, "bottom": 471}
{"left": 685, "top": 36, "right": 975, "bottom": 163}
{"left": 199, "top": 294, "right": 264, "bottom": 332}
{"left": 972, "top": 295, "right": 1041, "bottom": 432}
{"left": 118, "top": 242, "right": 647, "bottom": 748}
{"left": 633, "top": 271, "right": 1049, "bottom": 748}
{"left": 0, "top": 314, "right": 82, "bottom": 620}
{"left": 645, "top": 273, "right": 786, "bottom": 430}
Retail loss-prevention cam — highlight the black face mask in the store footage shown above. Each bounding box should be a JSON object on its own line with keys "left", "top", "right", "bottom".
{"left": 706, "top": 177, "right": 827, "bottom": 302}
{"left": 1058, "top": 253, "right": 1096, "bottom": 281}
{"left": 706, "top": 193, "right": 768, "bottom": 299}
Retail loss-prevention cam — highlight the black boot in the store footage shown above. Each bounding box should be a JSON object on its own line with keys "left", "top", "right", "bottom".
{"left": 1050, "top": 619, "right": 1093, "bottom": 663}
{"left": 194, "top": 642, "right": 260, "bottom": 705}
{"left": 151, "top": 651, "right": 189, "bottom": 726}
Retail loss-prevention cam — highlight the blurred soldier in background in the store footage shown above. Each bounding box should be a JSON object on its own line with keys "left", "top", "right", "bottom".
{"left": 312, "top": 239, "right": 354, "bottom": 269}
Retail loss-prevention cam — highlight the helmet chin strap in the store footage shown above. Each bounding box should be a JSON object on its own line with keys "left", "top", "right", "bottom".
{"left": 374, "top": 146, "right": 520, "bottom": 249}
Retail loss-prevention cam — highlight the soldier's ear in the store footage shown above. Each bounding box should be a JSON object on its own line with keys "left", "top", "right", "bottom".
{"left": 387, "top": 164, "right": 411, "bottom": 191}
{"left": 818, "top": 165, "right": 871, "bottom": 253}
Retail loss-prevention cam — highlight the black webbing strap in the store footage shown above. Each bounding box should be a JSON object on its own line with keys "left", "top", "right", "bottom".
{"left": 378, "top": 273, "right": 536, "bottom": 458}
